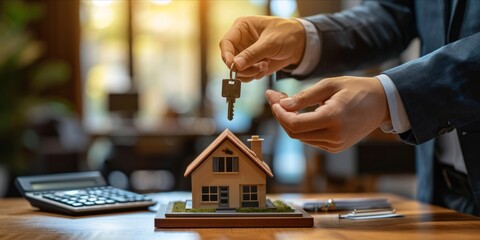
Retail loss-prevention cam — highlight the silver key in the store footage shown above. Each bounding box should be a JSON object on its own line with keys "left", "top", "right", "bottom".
{"left": 222, "top": 64, "right": 241, "bottom": 121}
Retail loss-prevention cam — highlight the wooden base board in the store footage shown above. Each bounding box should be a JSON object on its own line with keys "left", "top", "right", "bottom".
{"left": 155, "top": 202, "right": 314, "bottom": 228}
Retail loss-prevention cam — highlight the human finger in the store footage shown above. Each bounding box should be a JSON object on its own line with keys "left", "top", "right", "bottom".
{"left": 270, "top": 111, "right": 340, "bottom": 152}
{"left": 219, "top": 34, "right": 238, "bottom": 67}
{"left": 271, "top": 103, "right": 334, "bottom": 133}
{"left": 284, "top": 129, "right": 336, "bottom": 143}
{"left": 233, "top": 37, "right": 275, "bottom": 71}
{"left": 220, "top": 17, "right": 256, "bottom": 68}
{"left": 279, "top": 80, "right": 337, "bottom": 112}
{"left": 235, "top": 61, "right": 268, "bottom": 79}
{"left": 220, "top": 17, "right": 271, "bottom": 71}
{"left": 265, "top": 90, "right": 289, "bottom": 106}
{"left": 301, "top": 140, "right": 344, "bottom": 153}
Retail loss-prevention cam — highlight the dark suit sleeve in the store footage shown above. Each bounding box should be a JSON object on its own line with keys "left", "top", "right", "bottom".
{"left": 286, "top": 0, "right": 417, "bottom": 79}
{"left": 282, "top": 0, "right": 480, "bottom": 146}
{"left": 385, "top": 32, "right": 480, "bottom": 145}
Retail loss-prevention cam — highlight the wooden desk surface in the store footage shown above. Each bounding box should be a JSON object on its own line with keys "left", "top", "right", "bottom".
{"left": 0, "top": 193, "right": 478, "bottom": 240}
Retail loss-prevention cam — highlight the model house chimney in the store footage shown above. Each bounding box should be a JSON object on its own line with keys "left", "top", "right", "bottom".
{"left": 247, "top": 135, "right": 263, "bottom": 161}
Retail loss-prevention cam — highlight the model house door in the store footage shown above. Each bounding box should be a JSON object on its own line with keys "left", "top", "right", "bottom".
{"left": 218, "top": 186, "right": 229, "bottom": 208}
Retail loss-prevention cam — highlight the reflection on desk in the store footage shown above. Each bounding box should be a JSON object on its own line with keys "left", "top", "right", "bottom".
{"left": 0, "top": 193, "right": 479, "bottom": 239}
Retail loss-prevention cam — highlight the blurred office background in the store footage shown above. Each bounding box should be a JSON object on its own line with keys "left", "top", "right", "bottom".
{"left": 0, "top": 0, "right": 418, "bottom": 198}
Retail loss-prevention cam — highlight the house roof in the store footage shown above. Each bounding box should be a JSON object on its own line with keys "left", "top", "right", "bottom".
{"left": 184, "top": 129, "right": 273, "bottom": 177}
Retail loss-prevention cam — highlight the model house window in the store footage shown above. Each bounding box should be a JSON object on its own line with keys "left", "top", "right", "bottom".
{"left": 241, "top": 185, "right": 259, "bottom": 207}
{"left": 213, "top": 157, "right": 238, "bottom": 173}
{"left": 201, "top": 186, "right": 218, "bottom": 202}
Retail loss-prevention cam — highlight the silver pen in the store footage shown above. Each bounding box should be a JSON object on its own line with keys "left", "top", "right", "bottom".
{"left": 339, "top": 208, "right": 397, "bottom": 219}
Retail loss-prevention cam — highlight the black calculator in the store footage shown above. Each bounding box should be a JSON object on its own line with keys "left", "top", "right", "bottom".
{"left": 15, "top": 171, "right": 156, "bottom": 215}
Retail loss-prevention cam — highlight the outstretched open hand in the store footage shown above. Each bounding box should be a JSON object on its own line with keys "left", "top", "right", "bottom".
{"left": 265, "top": 76, "right": 391, "bottom": 153}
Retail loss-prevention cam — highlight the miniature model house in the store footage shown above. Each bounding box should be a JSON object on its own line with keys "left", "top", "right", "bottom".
{"left": 184, "top": 129, "right": 273, "bottom": 209}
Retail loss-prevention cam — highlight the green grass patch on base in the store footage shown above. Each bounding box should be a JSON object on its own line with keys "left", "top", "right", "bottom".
{"left": 172, "top": 200, "right": 294, "bottom": 213}
{"left": 237, "top": 200, "right": 294, "bottom": 213}
{"left": 172, "top": 201, "right": 216, "bottom": 213}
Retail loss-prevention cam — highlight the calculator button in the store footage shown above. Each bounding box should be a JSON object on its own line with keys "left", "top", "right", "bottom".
{"left": 110, "top": 196, "right": 127, "bottom": 203}
{"left": 64, "top": 190, "right": 81, "bottom": 195}
{"left": 32, "top": 186, "right": 155, "bottom": 214}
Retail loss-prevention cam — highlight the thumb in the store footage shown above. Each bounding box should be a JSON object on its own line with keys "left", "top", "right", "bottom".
{"left": 280, "top": 81, "right": 332, "bottom": 111}
{"left": 234, "top": 38, "right": 273, "bottom": 71}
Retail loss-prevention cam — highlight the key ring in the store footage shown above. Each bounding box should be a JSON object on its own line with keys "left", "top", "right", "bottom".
{"left": 230, "top": 63, "right": 237, "bottom": 79}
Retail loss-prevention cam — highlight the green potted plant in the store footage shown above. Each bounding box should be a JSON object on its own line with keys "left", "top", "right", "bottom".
{"left": 0, "top": 0, "right": 71, "bottom": 196}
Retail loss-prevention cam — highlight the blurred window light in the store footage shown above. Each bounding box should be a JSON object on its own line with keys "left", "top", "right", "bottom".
{"left": 81, "top": 0, "right": 270, "bottom": 133}
{"left": 151, "top": 0, "right": 172, "bottom": 6}
{"left": 91, "top": 6, "right": 114, "bottom": 29}
{"left": 81, "top": 0, "right": 128, "bottom": 132}
{"left": 81, "top": 0, "right": 203, "bottom": 132}
{"left": 91, "top": 0, "right": 114, "bottom": 7}
{"left": 250, "top": 0, "right": 268, "bottom": 7}
{"left": 108, "top": 170, "right": 129, "bottom": 189}
{"left": 132, "top": 0, "right": 200, "bottom": 128}
{"left": 270, "top": 0, "right": 298, "bottom": 17}
{"left": 86, "top": 137, "right": 112, "bottom": 170}
{"left": 273, "top": 125, "right": 306, "bottom": 184}
{"left": 271, "top": 77, "right": 308, "bottom": 184}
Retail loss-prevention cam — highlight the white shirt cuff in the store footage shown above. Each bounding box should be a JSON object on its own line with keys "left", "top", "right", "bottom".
{"left": 376, "top": 74, "right": 411, "bottom": 134}
{"left": 289, "top": 18, "right": 321, "bottom": 76}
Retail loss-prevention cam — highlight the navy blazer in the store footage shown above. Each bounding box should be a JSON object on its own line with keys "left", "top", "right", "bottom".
{"left": 293, "top": 0, "right": 480, "bottom": 210}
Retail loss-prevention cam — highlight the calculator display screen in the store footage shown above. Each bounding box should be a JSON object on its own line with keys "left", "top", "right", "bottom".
{"left": 31, "top": 180, "right": 98, "bottom": 191}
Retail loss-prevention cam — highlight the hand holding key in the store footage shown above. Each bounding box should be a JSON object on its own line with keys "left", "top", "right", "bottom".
{"left": 222, "top": 64, "right": 241, "bottom": 121}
